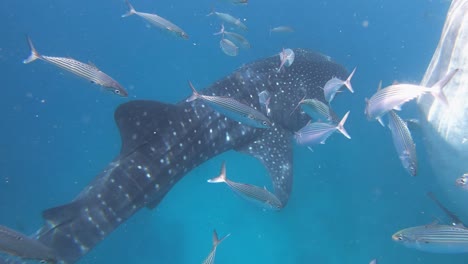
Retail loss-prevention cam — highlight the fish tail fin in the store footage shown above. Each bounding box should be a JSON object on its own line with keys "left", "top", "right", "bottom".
{"left": 430, "top": 68, "right": 458, "bottom": 106}
{"left": 343, "top": 67, "right": 356, "bottom": 93}
{"left": 337, "top": 111, "right": 351, "bottom": 139}
{"left": 213, "top": 23, "right": 224, "bottom": 36}
{"left": 186, "top": 81, "right": 200, "bottom": 102}
{"left": 206, "top": 5, "right": 215, "bottom": 16}
{"left": 122, "top": 0, "right": 136, "bottom": 17}
{"left": 207, "top": 162, "right": 228, "bottom": 183}
{"left": 23, "top": 35, "right": 40, "bottom": 64}
{"left": 289, "top": 94, "right": 306, "bottom": 116}
{"left": 213, "top": 229, "right": 230, "bottom": 247}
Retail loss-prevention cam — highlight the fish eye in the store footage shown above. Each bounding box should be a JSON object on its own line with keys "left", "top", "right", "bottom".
{"left": 263, "top": 121, "right": 268, "bottom": 125}
{"left": 114, "top": 89, "right": 121, "bottom": 94}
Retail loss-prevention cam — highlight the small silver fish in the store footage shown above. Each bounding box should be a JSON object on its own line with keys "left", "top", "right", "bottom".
{"left": 186, "top": 82, "right": 271, "bottom": 128}
{"left": 278, "top": 48, "right": 295, "bottom": 72}
{"left": 369, "top": 259, "right": 377, "bottom": 264}
{"left": 122, "top": 0, "right": 189, "bottom": 40}
{"left": 202, "top": 230, "right": 230, "bottom": 264}
{"left": 292, "top": 98, "right": 332, "bottom": 122}
{"left": 0, "top": 225, "right": 58, "bottom": 263}
{"left": 365, "top": 69, "right": 458, "bottom": 126}
{"left": 258, "top": 90, "right": 271, "bottom": 116}
{"left": 208, "top": 162, "right": 283, "bottom": 210}
{"left": 207, "top": 9, "right": 248, "bottom": 31}
{"left": 214, "top": 24, "right": 250, "bottom": 49}
{"left": 270, "top": 26, "right": 294, "bottom": 34}
{"left": 219, "top": 0, "right": 248, "bottom": 5}
{"left": 219, "top": 38, "right": 239, "bottom": 56}
{"left": 323, "top": 67, "right": 356, "bottom": 103}
{"left": 392, "top": 224, "right": 468, "bottom": 253}
{"left": 388, "top": 110, "right": 418, "bottom": 176}
{"left": 23, "top": 37, "right": 128, "bottom": 97}
{"left": 295, "top": 111, "right": 351, "bottom": 146}
{"left": 455, "top": 173, "right": 468, "bottom": 190}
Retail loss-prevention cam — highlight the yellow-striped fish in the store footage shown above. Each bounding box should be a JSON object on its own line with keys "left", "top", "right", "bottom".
{"left": 23, "top": 37, "right": 127, "bottom": 97}
{"left": 122, "top": 0, "right": 189, "bottom": 40}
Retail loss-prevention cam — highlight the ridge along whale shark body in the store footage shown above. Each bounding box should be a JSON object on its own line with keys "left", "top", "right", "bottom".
{"left": 12, "top": 49, "right": 347, "bottom": 263}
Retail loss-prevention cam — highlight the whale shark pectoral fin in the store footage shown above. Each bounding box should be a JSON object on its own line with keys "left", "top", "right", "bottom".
{"left": 235, "top": 126, "right": 293, "bottom": 207}
{"left": 114, "top": 100, "right": 184, "bottom": 157}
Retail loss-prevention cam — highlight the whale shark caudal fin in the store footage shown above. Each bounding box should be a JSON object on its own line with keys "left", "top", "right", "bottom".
{"left": 235, "top": 125, "right": 293, "bottom": 207}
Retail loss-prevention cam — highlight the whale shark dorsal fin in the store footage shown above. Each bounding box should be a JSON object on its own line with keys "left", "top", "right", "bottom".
{"left": 42, "top": 200, "right": 83, "bottom": 228}
{"left": 114, "top": 100, "right": 183, "bottom": 157}
{"left": 235, "top": 126, "right": 292, "bottom": 207}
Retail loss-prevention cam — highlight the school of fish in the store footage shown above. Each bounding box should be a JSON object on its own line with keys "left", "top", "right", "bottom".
{"left": 2, "top": 0, "right": 466, "bottom": 263}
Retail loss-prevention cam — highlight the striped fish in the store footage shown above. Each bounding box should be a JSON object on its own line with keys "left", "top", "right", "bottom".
{"left": 122, "top": 0, "right": 189, "bottom": 40}
{"left": 207, "top": 9, "right": 248, "bottom": 31}
{"left": 455, "top": 173, "right": 468, "bottom": 191}
{"left": 278, "top": 48, "right": 295, "bottom": 72}
{"left": 388, "top": 110, "right": 418, "bottom": 176}
{"left": 365, "top": 69, "right": 458, "bottom": 126}
{"left": 295, "top": 111, "right": 351, "bottom": 146}
{"left": 392, "top": 224, "right": 468, "bottom": 253}
{"left": 323, "top": 67, "right": 356, "bottom": 103}
{"left": 186, "top": 82, "right": 271, "bottom": 128}
{"left": 0, "top": 225, "right": 58, "bottom": 263}
{"left": 202, "top": 230, "right": 230, "bottom": 264}
{"left": 219, "top": 38, "right": 239, "bottom": 56}
{"left": 291, "top": 98, "right": 332, "bottom": 122}
{"left": 214, "top": 24, "right": 250, "bottom": 49}
{"left": 208, "top": 162, "right": 283, "bottom": 210}
{"left": 23, "top": 37, "right": 128, "bottom": 97}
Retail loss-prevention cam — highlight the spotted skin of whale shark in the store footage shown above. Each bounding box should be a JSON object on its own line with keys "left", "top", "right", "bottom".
{"left": 1, "top": 49, "right": 347, "bottom": 263}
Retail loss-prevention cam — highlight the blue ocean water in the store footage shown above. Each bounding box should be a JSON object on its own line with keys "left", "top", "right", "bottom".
{"left": 0, "top": 0, "right": 464, "bottom": 263}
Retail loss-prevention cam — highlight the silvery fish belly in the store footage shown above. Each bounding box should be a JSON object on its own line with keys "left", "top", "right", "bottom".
{"left": 417, "top": 0, "right": 468, "bottom": 214}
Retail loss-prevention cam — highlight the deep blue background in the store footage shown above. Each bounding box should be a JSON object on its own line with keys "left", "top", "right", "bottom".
{"left": 0, "top": 0, "right": 464, "bottom": 263}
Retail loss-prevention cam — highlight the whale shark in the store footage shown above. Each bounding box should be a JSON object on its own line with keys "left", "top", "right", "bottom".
{"left": 0, "top": 49, "right": 347, "bottom": 263}
{"left": 417, "top": 0, "right": 468, "bottom": 217}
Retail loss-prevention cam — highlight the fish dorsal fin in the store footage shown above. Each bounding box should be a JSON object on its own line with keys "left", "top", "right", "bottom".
{"left": 88, "top": 61, "right": 98, "bottom": 69}
{"left": 235, "top": 126, "right": 292, "bottom": 207}
{"left": 114, "top": 100, "right": 183, "bottom": 157}
{"left": 377, "top": 80, "right": 382, "bottom": 91}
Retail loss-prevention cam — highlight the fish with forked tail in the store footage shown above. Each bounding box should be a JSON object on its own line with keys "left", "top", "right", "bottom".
{"left": 23, "top": 36, "right": 128, "bottom": 97}
{"left": 208, "top": 162, "right": 282, "bottom": 210}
